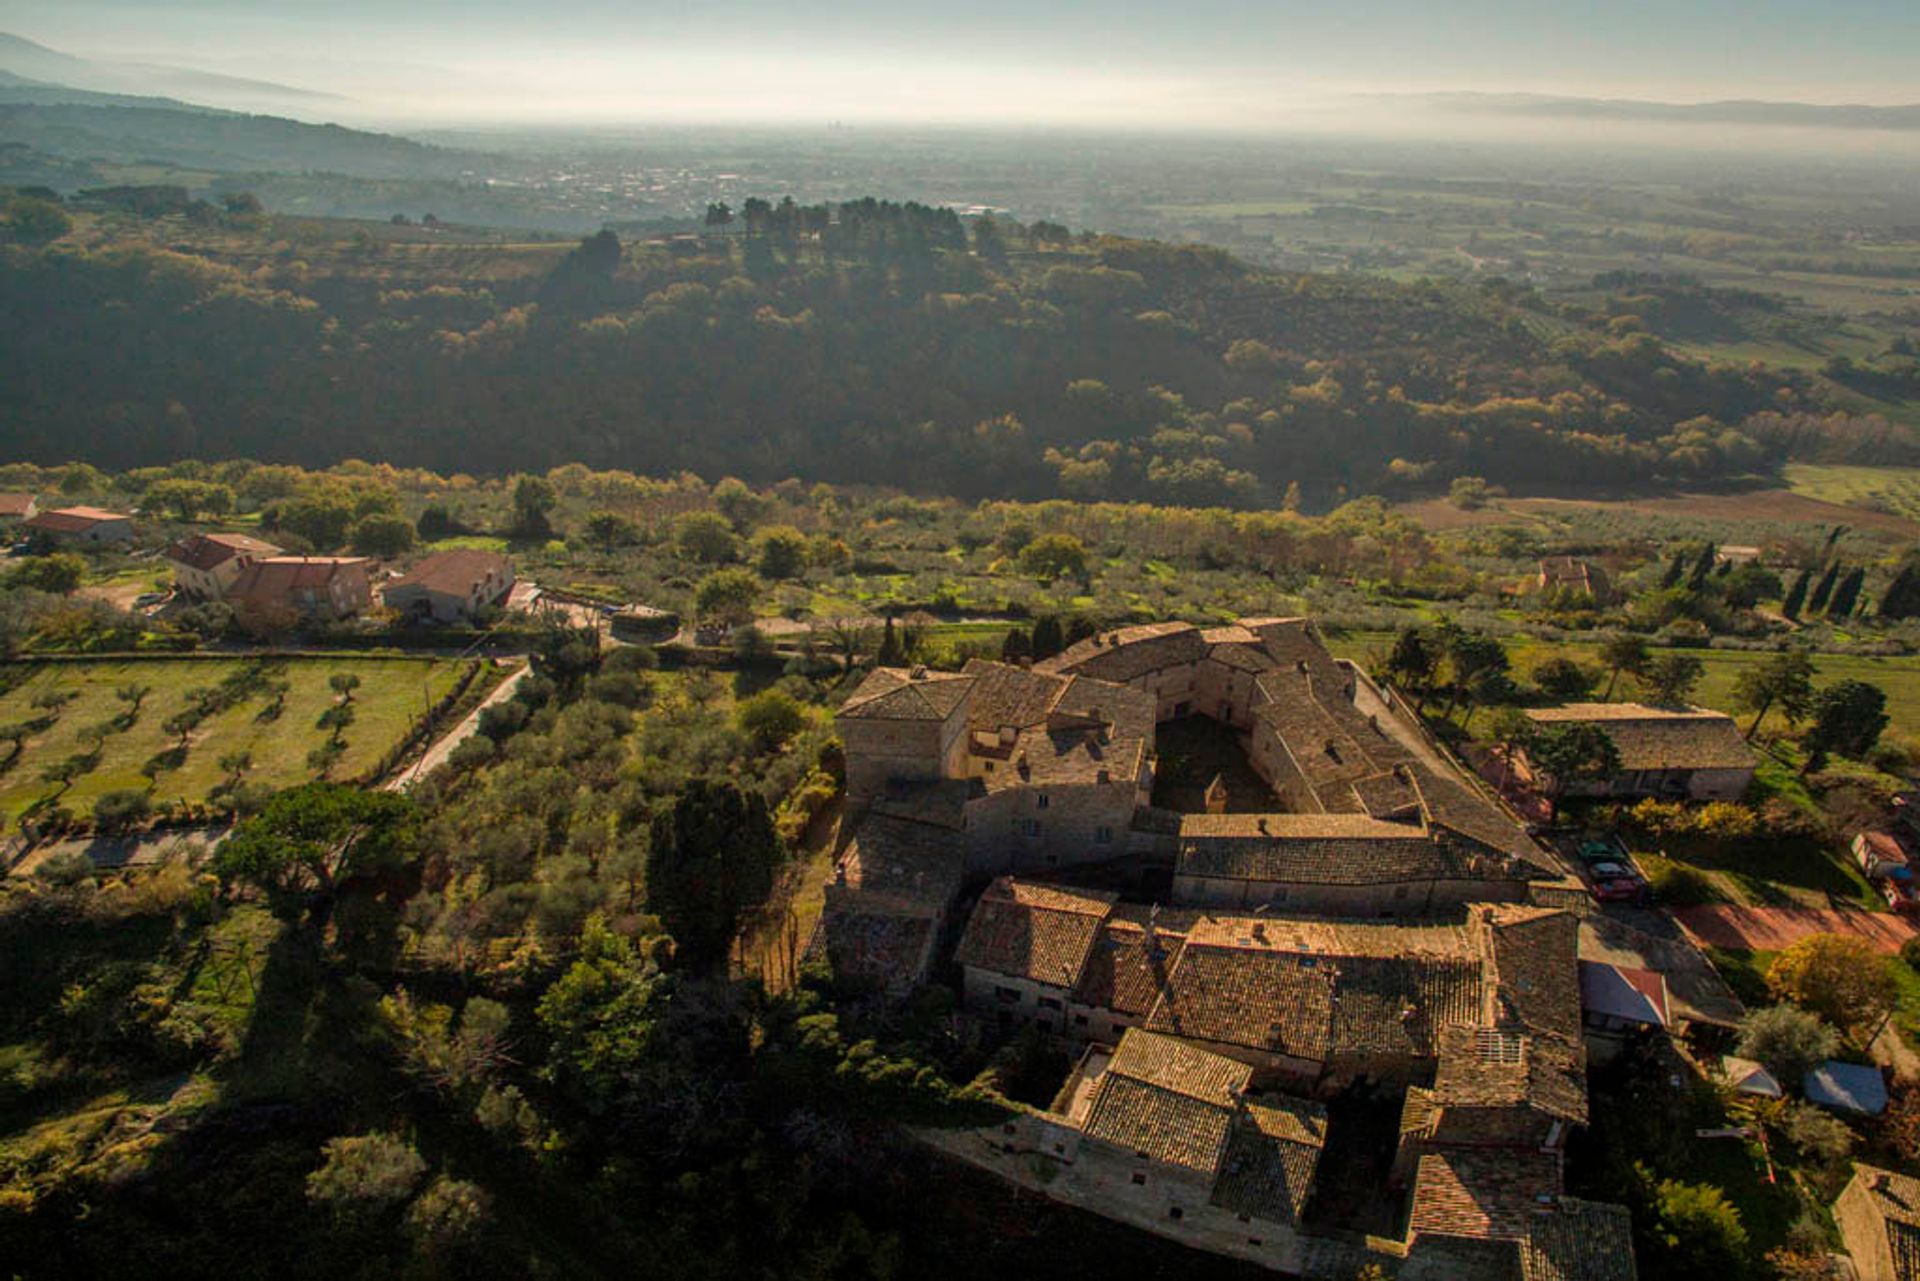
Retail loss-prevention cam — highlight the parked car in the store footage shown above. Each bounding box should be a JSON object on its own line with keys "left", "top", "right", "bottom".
{"left": 133, "top": 591, "right": 169, "bottom": 608}
{"left": 1584, "top": 858, "right": 1649, "bottom": 904}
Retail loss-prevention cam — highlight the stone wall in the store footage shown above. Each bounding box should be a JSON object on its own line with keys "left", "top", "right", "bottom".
{"left": 962, "top": 780, "right": 1137, "bottom": 877}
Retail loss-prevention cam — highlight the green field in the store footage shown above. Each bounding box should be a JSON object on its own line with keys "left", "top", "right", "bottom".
{"left": 1329, "top": 630, "right": 1920, "bottom": 740}
{"left": 0, "top": 656, "right": 470, "bottom": 825}
{"left": 1784, "top": 463, "right": 1920, "bottom": 521}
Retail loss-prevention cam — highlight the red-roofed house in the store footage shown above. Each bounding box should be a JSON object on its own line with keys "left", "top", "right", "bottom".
{"left": 23, "top": 505, "right": 132, "bottom": 546}
{"left": 0, "top": 493, "right": 39, "bottom": 526}
{"left": 164, "top": 532, "right": 283, "bottom": 601}
{"left": 380, "top": 549, "right": 515, "bottom": 624}
{"left": 229, "top": 556, "right": 372, "bottom": 621}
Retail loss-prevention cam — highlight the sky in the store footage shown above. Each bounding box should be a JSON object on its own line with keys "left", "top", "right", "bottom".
{"left": 6, "top": 0, "right": 1919, "bottom": 129}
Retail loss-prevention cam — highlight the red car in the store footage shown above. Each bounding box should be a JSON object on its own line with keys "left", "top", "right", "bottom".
{"left": 1585, "top": 859, "right": 1648, "bottom": 904}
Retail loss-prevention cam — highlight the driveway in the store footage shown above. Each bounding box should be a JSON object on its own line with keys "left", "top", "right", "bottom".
{"left": 1673, "top": 904, "right": 1920, "bottom": 954}
{"left": 386, "top": 660, "right": 528, "bottom": 791}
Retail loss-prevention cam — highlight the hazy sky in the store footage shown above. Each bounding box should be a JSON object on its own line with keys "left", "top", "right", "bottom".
{"left": 8, "top": 0, "right": 1919, "bottom": 127}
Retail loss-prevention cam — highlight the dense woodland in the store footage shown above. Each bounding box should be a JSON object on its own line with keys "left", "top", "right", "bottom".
{"left": 3, "top": 194, "right": 1911, "bottom": 505}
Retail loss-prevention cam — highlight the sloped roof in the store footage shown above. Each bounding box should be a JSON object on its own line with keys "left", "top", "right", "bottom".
{"left": 1431, "top": 1025, "right": 1588, "bottom": 1126}
{"left": 1080, "top": 1030, "right": 1250, "bottom": 1173}
{"left": 838, "top": 667, "right": 974, "bottom": 721}
{"left": 952, "top": 878, "right": 1115, "bottom": 989}
{"left": 1039, "top": 621, "right": 1211, "bottom": 683}
{"left": 1848, "top": 1164, "right": 1920, "bottom": 1281}
{"left": 1411, "top": 1149, "right": 1562, "bottom": 1242}
{"left": 1718, "top": 1055, "right": 1783, "bottom": 1098}
{"left": 1478, "top": 905, "right": 1583, "bottom": 1041}
{"left": 813, "top": 909, "right": 937, "bottom": 996}
{"left": 1520, "top": 1198, "right": 1639, "bottom": 1281}
{"left": 1208, "top": 1096, "right": 1328, "bottom": 1225}
{"left": 0, "top": 493, "right": 36, "bottom": 517}
{"left": 25, "top": 505, "right": 126, "bottom": 532}
{"left": 1524, "top": 704, "right": 1755, "bottom": 772}
{"left": 1578, "top": 960, "right": 1670, "bottom": 1028}
{"left": 1176, "top": 811, "right": 1491, "bottom": 886}
{"left": 834, "top": 812, "right": 965, "bottom": 915}
{"left": 230, "top": 556, "right": 370, "bottom": 600}
{"left": 385, "top": 548, "right": 512, "bottom": 595}
{"left": 1074, "top": 917, "right": 1186, "bottom": 1017}
{"left": 165, "top": 531, "right": 281, "bottom": 571}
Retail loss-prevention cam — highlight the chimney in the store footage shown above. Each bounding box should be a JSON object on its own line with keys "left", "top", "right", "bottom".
{"left": 910, "top": 665, "right": 928, "bottom": 680}
{"left": 1257, "top": 816, "right": 1269, "bottom": 834}
{"left": 1096, "top": 768, "right": 1110, "bottom": 784}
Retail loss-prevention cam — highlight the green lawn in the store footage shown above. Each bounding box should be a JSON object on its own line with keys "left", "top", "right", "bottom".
{"left": 1327, "top": 629, "right": 1920, "bottom": 739}
{"left": 1784, "top": 463, "right": 1920, "bottom": 522}
{"left": 0, "top": 656, "right": 469, "bottom": 824}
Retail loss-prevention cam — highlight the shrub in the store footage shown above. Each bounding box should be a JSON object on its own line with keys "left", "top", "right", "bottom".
{"left": 1641, "top": 854, "right": 1714, "bottom": 907}
{"left": 1767, "top": 934, "right": 1896, "bottom": 1039}
{"left": 34, "top": 848, "right": 95, "bottom": 887}
{"left": 92, "top": 789, "right": 153, "bottom": 834}
{"left": 1640, "top": 1172, "right": 1749, "bottom": 1273}
{"left": 1736, "top": 1004, "right": 1839, "bottom": 1084}
{"left": 737, "top": 690, "right": 806, "bottom": 751}
{"left": 306, "top": 1132, "right": 426, "bottom": 1212}
{"left": 1901, "top": 935, "right": 1920, "bottom": 973}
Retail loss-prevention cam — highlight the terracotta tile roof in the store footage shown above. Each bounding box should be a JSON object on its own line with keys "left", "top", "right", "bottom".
{"left": 1520, "top": 1198, "right": 1639, "bottom": 1281}
{"left": 953, "top": 878, "right": 1115, "bottom": 988}
{"left": 962, "top": 659, "right": 1070, "bottom": 731}
{"left": 1176, "top": 811, "right": 1491, "bottom": 886}
{"left": 812, "top": 909, "right": 937, "bottom": 996}
{"left": 1431, "top": 1025, "right": 1589, "bottom": 1125}
{"left": 1074, "top": 918, "right": 1186, "bottom": 1016}
{"left": 0, "top": 493, "right": 36, "bottom": 517}
{"left": 1039, "top": 621, "right": 1211, "bottom": 683}
{"left": 835, "top": 812, "right": 965, "bottom": 914}
{"left": 838, "top": 667, "right": 974, "bottom": 721}
{"left": 1850, "top": 1164, "right": 1920, "bottom": 1281}
{"left": 1208, "top": 1096, "right": 1328, "bottom": 1225}
{"left": 1411, "top": 1149, "right": 1562, "bottom": 1242}
{"left": 25, "top": 505, "right": 126, "bottom": 532}
{"left": 230, "top": 556, "right": 370, "bottom": 600}
{"left": 1477, "top": 906, "right": 1583, "bottom": 1041}
{"left": 1080, "top": 1030, "right": 1250, "bottom": 1173}
{"left": 165, "top": 531, "right": 281, "bottom": 571}
{"left": 386, "top": 548, "right": 512, "bottom": 595}
{"left": 1144, "top": 917, "right": 1483, "bottom": 1062}
{"left": 1524, "top": 704, "right": 1756, "bottom": 772}
{"left": 867, "top": 778, "right": 973, "bottom": 830}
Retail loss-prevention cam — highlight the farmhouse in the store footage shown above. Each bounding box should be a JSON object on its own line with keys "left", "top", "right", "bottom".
{"left": 1518, "top": 703, "right": 1756, "bottom": 802}
{"left": 1835, "top": 1163, "right": 1920, "bottom": 1281}
{"left": 0, "top": 493, "right": 39, "bottom": 525}
{"left": 229, "top": 556, "right": 373, "bottom": 621}
{"left": 381, "top": 549, "right": 516, "bottom": 624}
{"left": 23, "top": 505, "right": 132, "bottom": 545}
{"left": 1537, "top": 556, "right": 1612, "bottom": 603}
{"left": 164, "top": 531, "right": 283, "bottom": 601}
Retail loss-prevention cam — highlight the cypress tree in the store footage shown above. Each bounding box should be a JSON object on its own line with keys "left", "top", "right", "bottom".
{"left": 1030, "top": 614, "right": 1065, "bottom": 660}
{"left": 1808, "top": 562, "right": 1841, "bottom": 614}
{"left": 1661, "top": 554, "right": 1686, "bottom": 589}
{"left": 1782, "top": 570, "right": 1810, "bottom": 619}
{"left": 1829, "top": 566, "right": 1867, "bottom": 619}
{"left": 1881, "top": 562, "right": 1920, "bottom": 620}
{"left": 1687, "top": 543, "right": 1716, "bottom": 590}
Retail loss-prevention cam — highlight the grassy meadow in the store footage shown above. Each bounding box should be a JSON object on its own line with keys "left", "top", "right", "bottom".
{"left": 0, "top": 656, "right": 470, "bottom": 826}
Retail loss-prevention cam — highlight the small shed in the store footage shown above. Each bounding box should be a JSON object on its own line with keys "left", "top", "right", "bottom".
{"left": 1718, "top": 1055, "right": 1784, "bottom": 1099}
{"left": 1805, "top": 1061, "right": 1888, "bottom": 1116}
{"left": 1579, "top": 959, "right": 1671, "bottom": 1033}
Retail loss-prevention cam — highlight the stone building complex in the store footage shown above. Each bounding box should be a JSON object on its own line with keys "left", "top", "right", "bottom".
{"left": 813, "top": 617, "right": 1635, "bottom": 1278}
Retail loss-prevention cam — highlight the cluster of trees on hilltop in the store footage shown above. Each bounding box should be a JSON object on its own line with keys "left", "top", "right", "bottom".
{"left": 0, "top": 196, "right": 1879, "bottom": 504}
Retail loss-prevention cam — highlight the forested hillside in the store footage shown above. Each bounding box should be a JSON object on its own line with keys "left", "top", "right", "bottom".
{"left": 1, "top": 197, "right": 1909, "bottom": 503}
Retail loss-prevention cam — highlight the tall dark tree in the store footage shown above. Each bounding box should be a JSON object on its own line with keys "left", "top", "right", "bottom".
{"left": 1807, "top": 562, "right": 1841, "bottom": 614}
{"left": 1804, "top": 679, "right": 1889, "bottom": 764}
{"left": 1385, "top": 626, "right": 1438, "bottom": 708}
{"left": 1828, "top": 566, "right": 1867, "bottom": 618}
{"left": 1880, "top": 562, "right": 1920, "bottom": 621}
{"left": 1527, "top": 723, "right": 1623, "bottom": 822}
{"left": 1599, "top": 632, "right": 1650, "bottom": 702}
{"left": 1781, "top": 569, "right": 1811, "bottom": 620}
{"left": 1643, "top": 652, "right": 1705, "bottom": 706}
{"left": 645, "top": 780, "right": 781, "bottom": 973}
{"left": 1029, "top": 614, "right": 1066, "bottom": 660}
{"left": 1731, "top": 648, "right": 1816, "bottom": 739}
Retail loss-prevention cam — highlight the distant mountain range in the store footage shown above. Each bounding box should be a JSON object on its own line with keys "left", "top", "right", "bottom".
{"left": 0, "top": 32, "right": 338, "bottom": 114}
{"left": 1404, "top": 91, "right": 1920, "bottom": 130}
{"left": 0, "top": 33, "right": 477, "bottom": 186}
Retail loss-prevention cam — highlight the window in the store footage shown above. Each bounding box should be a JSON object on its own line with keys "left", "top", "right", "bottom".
{"left": 1038, "top": 996, "right": 1062, "bottom": 1011}
{"left": 1036, "top": 793, "right": 1050, "bottom": 809}
{"left": 1003, "top": 1123, "right": 1017, "bottom": 1135}
{"left": 1247, "top": 1238, "right": 1262, "bottom": 1247}
{"left": 996, "top": 986, "right": 1021, "bottom": 1005}
{"left": 1095, "top": 825, "right": 1114, "bottom": 845}
{"left": 1168, "top": 1207, "right": 1184, "bottom": 1221}
{"left": 1074, "top": 1013, "right": 1089, "bottom": 1026}
{"left": 1021, "top": 818, "right": 1041, "bottom": 838}
{"left": 1131, "top": 1173, "right": 1147, "bottom": 1186}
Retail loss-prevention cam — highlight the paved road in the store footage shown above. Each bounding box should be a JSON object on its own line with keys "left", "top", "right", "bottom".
{"left": 387, "top": 660, "right": 528, "bottom": 791}
{"left": 1673, "top": 904, "right": 1920, "bottom": 954}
